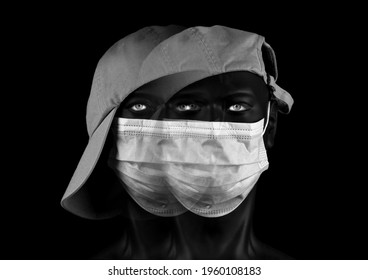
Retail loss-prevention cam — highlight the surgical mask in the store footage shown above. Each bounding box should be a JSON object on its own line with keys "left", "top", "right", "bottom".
{"left": 108, "top": 105, "right": 270, "bottom": 218}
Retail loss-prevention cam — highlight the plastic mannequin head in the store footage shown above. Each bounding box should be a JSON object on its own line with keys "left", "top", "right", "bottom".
{"left": 117, "top": 71, "right": 278, "bottom": 148}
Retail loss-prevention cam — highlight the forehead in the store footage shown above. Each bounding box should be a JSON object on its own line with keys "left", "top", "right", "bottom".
{"left": 128, "top": 71, "right": 269, "bottom": 103}
{"left": 178, "top": 71, "right": 267, "bottom": 95}
{"left": 170, "top": 72, "right": 269, "bottom": 106}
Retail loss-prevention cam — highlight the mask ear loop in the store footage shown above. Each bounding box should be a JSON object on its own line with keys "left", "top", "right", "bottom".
{"left": 261, "top": 101, "right": 271, "bottom": 137}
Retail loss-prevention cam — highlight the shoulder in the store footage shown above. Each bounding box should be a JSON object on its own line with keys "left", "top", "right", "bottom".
{"left": 250, "top": 235, "right": 293, "bottom": 260}
{"left": 90, "top": 234, "right": 131, "bottom": 260}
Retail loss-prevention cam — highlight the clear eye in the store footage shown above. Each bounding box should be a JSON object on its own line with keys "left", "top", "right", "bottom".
{"left": 176, "top": 104, "right": 200, "bottom": 112}
{"left": 228, "top": 104, "right": 249, "bottom": 112}
{"left": 130, "top": 104, "right": 147, "bottom": 111}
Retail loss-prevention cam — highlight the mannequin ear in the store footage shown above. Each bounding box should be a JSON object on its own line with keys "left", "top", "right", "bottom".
{"left": 264, "top": 100, "right": 278, "bottom": 149}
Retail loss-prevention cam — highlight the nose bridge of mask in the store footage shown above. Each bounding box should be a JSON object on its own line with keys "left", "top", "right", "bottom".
{"left": 112, "top": 116, "right": 266, "bottom": 165}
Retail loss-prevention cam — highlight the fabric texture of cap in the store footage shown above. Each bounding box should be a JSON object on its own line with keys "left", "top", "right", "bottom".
{"left": 61, "top": 25, "right": 294, "bottom": 219}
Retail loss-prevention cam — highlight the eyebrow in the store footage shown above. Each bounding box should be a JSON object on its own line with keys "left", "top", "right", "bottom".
{"left": 225, "top": 88, "right": 256, "bottom": 97}
{"left": 169, "top": 86, "right": 257, "bottom": 100}
{"left": 169, "top": 90, "right": 208, "bottom": 100}
{"left": 126, "top": 91, "right": 164, "bottom": 102}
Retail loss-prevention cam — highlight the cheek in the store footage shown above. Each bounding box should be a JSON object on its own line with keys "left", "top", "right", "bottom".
{"left": 120, "top": 108, "right": 135, "bottom": 118}
{"left": 119, "top": 108, "right": 158, "bottom": 119}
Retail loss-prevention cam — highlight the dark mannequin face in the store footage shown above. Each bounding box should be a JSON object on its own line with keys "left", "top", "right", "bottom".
{"left": 117, "top": 71, "right": 278, "bottom": 147}
{"left": 165, "top": 72, "right": 269, "bottom": 122}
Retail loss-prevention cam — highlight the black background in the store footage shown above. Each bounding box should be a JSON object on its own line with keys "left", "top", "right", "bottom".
{"left": 3, "top": 6, "right": 366, "bottom": 260}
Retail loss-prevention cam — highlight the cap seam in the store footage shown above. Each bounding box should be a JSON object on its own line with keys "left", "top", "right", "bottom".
{"left": 189, "top": 27, "right": 220, "bottom": 74}
{"left": 91, "top": 66, "right": 104, "bottom": 136}
{"left": 256, "top": 35, "right": 265, "bottom": 77}
{"left": 263, "top": 41, "right": 278, "bottom": 81}
{"left": 161, "top": 42, "right": 175, "bottom": 74}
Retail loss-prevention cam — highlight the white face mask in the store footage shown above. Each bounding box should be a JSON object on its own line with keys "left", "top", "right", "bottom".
{"left": 108, "top": 106, "right": 270, "bottom": 217}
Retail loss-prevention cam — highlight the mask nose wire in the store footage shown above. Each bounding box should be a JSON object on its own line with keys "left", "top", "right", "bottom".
{"left": 261, "top": 101, "right": 271, "bottom": 137}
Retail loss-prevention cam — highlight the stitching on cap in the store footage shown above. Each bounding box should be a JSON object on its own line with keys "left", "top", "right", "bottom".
{"left": 256, "top": 35, "right": 265, "bottom": 76}
{"left": 263, "top": 41, "right": 278, "bottom": 80}
{"left": 189, "top": 27, "right": 220, "bottom": 73}
{"left": 93, "top": 66, "right": 103, "bottom": 117}
{"left": 161, "top": 43, "right": 175, "bottom": 73}
{"left": 145, "top": 26, "right": 174, "bottom": 73}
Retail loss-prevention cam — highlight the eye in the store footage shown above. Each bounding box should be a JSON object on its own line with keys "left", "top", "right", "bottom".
{"left": 176, "top": 103, "right": 201, "bottom": 112}
{"left": 130, "top": 104, "right": 147, "bottom": 111}
{"left": 228, "top": 104, "right": 250, "bottom": 112}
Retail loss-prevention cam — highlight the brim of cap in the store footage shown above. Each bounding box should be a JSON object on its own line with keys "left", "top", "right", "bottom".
{"left": 61, "top": 107, "right": 118, "bottom": 219}
{"left": 60, "top": 71, "right": 212, "bottom": 219}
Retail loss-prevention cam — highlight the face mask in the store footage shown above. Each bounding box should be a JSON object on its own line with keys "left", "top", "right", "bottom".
{"left": 108, "top": 105, "right": 270, "bottom": 217}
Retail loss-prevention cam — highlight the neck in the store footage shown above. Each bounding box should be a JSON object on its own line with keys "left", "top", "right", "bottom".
{"left": 171, "top": 189, "right": 258, "bottom": 259}
{"left": 111, "top": 187, "right": 259, "bottom": 259}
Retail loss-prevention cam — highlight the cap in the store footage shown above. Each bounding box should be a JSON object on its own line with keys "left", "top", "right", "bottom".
{"left": 61, "top": 25, "right": 294, "bottom": 219}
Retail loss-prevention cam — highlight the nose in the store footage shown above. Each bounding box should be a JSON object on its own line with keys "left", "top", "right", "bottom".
{"left": 209, "top": 104, "right": 225, "bottom": 121}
